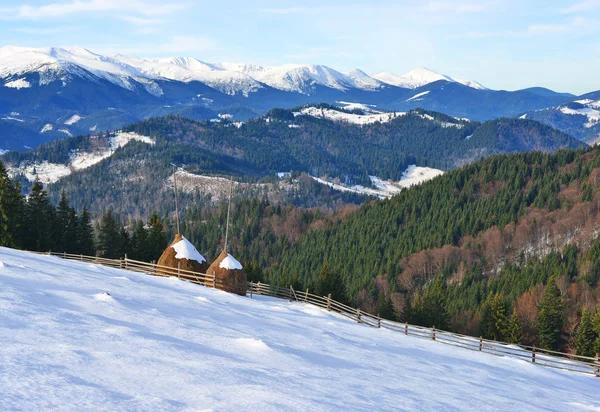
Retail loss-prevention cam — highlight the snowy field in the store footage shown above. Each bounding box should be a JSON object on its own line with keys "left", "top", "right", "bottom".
{"left": 0, "top": 246, "right": 598, "bottom": 411}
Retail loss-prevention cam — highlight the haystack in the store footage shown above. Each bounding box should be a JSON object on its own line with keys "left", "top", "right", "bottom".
{"left": 207, "top": 250, "right": 246, "bottom": 296}
{"left": 157, "top": 234, "right": 209, "bottom": 277}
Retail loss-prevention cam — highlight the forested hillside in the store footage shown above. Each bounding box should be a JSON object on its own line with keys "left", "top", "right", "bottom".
{"left": 175, "top": 147, "right": 600, "bottom": 353}
{"left": 2, "top": 108, "right": 583, "bottom": 218}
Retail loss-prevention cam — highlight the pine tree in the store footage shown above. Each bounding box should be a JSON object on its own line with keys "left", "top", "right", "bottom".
{"left": 77, "top": 204, "right": 95, "bottom": 256}
{"left": 506, "top": 308, "right": 523, "bottom": 344}
{"left": 537, "top": 280, "right": 565, "bottom": 350}
{"left": 574, "top": 309, "right": 597, "bottom": 357}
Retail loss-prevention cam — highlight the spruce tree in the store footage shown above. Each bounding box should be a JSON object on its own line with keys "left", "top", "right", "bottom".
{"left": 0, "top": 161, "right": 13, "bottom": 246}
{"left": 480, "top": 293, "right": 508, "bottom": 341}
{"left": 506, "top": 308, "right": 523, "bottom": 344}
{"left": 130, "top": 220, "right": 149, "bottom": 261}
{"left": 315, "top": 262, "right": 346, "bottom": 303}
{"left": 147, "top": 212, "right": 167, "bottom": 261}
{"left": 77, "top": 204, "right": 95, "bottom": 256}
{"left": 376, "top": 292, "right": 395, "bottom": 320}
{"left": 23, "top": 180, "right": 56, "bottom": 252}
{"left": 574, "top": 309, "right": 596, "bottom": 357}
{"left": 537, "top": 280, "right": 565, "bottom": 350}
{"left": 97, "top": 210, "right": 121, "bottom": 258}
{"left": 593, "top": 309, "right": 600, "bottom": 356}
{"left": 410, "top": 276, "right": 449, "bottom": 330}
{"left": 56, "top": 191, "right": 78, "bottom": 253}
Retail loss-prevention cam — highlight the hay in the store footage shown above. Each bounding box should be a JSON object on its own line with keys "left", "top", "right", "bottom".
{"left": 207, "top": 250, "right": 247, "bottom": 296}
{"left": 157, "top": 234, "right": 209, "bottom": 277}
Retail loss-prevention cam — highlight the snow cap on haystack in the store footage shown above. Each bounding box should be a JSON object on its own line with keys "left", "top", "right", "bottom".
{"left": 207, "top": 250, "right": 246, "bottom": 296}
{"left": 157, "top": 234, "right": 209, "bottom": 276}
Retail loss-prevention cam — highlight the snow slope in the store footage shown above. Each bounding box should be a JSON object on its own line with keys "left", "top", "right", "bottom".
{"left": 373, "top": 67, "right": 487, "bottom": 90}
{"left": 8, "top": 131, "right": 154, "bottom": 183}
{"left": 297, "top": 106, "right": 404, "bottom": 125}
{"left": 311, "top": 165, "right": 444, "bottom": 198}
{"left": 0, "top": 246, "right": 598, "bottom": 411}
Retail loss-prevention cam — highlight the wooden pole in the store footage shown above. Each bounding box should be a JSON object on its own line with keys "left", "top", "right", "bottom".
{"left": 532, "top": 346, "right": 536, "bottom": 363}
{"left": 327, "top": 293, "right": 331, "bottom": 311}
{"left": 173, "top": 165, "right": 181, "bottom": 235}
{"left": 377, "top": 313, "right": 381, "bottom": 328}
{"left": 80, "top": 253, "right": 83, "bottom": 262}
{"left": 357, "top": 309, "right": 361, "bottom": 323}
{"left": 479, "top": 336, "right": 483, "bottom": 351}
{"left": 177, "top": 261, "right": 181, "bottom": 280}
{"left": 405, "top": 321, "right": 408, "bottom": 335}
{"left": 124, "top": 254, "right": 128, "bottom": 270}
{"left": 595, "top": 354, "right": 599, "bottom": 378}
{"left": 224, "top": 176, "right": 233, "bottom": 252}
{"left": 305, "top": 288, "right": 309, "bottom": 303}
{"left": 213, "top": 271, "right": 217, "bottom": 289}
{"left": 432, "top": 326, "right": 436, "bottom": 341}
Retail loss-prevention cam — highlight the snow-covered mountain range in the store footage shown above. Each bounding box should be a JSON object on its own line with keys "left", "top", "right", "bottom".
{"left": 0, "top": 45, "right": 588, "bottom": 151}
{"left": 0, "top": 46, "right": 485, "bottom": 96}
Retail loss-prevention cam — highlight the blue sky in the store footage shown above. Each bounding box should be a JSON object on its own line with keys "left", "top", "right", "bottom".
{"left": 0, "top": 0, "right": 599, "bottom": 94}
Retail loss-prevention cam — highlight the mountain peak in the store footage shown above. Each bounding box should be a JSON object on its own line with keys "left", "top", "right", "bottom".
{"left": 372, "top": 67, "right": 486, "bottom": 90}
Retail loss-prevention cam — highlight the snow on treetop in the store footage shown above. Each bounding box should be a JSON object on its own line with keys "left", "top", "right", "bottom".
{"left": 219, "top": 253, "right": 243, "bottom": 270}
{"left": 171, "top": 236, "right": 206, "bottom": 263}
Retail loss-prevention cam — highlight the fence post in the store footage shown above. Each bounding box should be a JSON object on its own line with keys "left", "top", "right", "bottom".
{"left": 250, "top": 283, "right": 253, "bottom": 299}
{"left": 63, "top": 251, "right": 66, "bottom": 259}
{"left": 327, "top": 293, "right": 331, "bottom": 311}
{"left": 177, "top": 261, "right": 181, "bottom": 280}
{"left": 80, "top": 253, "right": 83, "bottom": 262}
{"left": 479, "top": 336, "right": 483, "bottom": 351}
{"left": 431, "top": 326, "right": 436, "bottom": 341}
{"left": 405, "top": 321, "right": 408, "bottom": 335}
{"left": 532, "top": 346, "right": 536, "bottom": 363}
{"left": 213, "top": 271, "right": 217, "bottom": 289}
{"left": 357, "top": 309, "right": 361, "bottom": 323}
{"left": 124, "top": 254, "right": 128, "bottom": 270}
{"left": 305, "top": 288, "right": 309, "bottom": 303}
{"left": 595, "top": 354, "right": 599, "bottom": 377}
{"left": 377, "top": 313, "right": 381, "bottom": 328}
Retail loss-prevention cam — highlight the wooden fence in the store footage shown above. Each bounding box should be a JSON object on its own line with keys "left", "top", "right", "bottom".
{"left": 39, "top": 251, "right": 600, "bottom": 378}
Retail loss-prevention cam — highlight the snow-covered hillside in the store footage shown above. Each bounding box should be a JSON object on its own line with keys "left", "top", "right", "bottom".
{"left": 0, "top": 247, "right": 598, "bottom": 411}
{"left": 296, "top": 106, "right": 404, "bottom": 125}
{"left": 311, "top": 166, "right": 444, "bottom": 199}
{"left": 8, "top": 131, "right": 154, "bottom": 184}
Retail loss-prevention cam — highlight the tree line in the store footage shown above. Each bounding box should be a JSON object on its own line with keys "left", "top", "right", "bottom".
{"left": 0, "top": 160, "right": 168, "bottom": 261}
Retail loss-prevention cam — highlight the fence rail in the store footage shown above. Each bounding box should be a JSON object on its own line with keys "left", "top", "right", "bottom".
{"left": 38, "top": 250, "right": 600, "bottom": 378}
